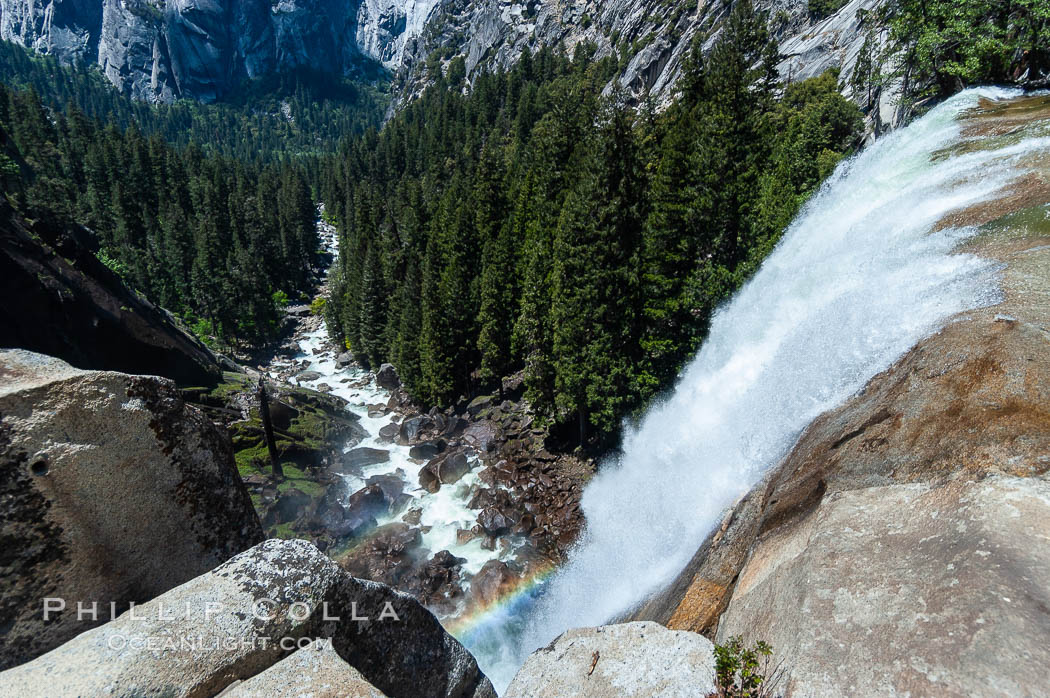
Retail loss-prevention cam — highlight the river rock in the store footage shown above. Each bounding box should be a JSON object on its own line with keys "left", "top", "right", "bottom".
{"left": 296, "top": 370, "right": 323, "bottom": 382}
{"left": 347, "top": 484, "right": 389, "bottom": 520}
{"left": 0, "top": 350, "right": 263, "bottom": 670}
{"left": 388, "top": 493, "right": 414, "bottom": 517}
{"left": 341, "top": 524, "right": 425, "bottom": 587}
{"left": 476, "top": 507, "right": 512, "bottom": 536}
{"left": 470, "top": 560, "right": 516, "bottom": 607}
{"left": 306, "top": 486, "right": 372, "bottom": 540}
{"left": 375, "top": 363, "right": 401, "bottom": 390}
{"left": 433, "top": 450, "right": 473, "bottom": 485}
{"left": 443, "top": 416, "right": 469, "bottom": 438}
{"left": 378, "top": 422, "right": 400, "bottom": 442}
{"left": 399, "top": 414, "right": 432, "bottom": 443}
{"left": 418, "top": 464, "right": 441, "bottom": 493}
{"left": 462, "top": 421, "right": 501, "bottom": 453}
{"left": 336, "top": 351, "right": 354, "bottom": 368}
{"left": 343, "top": 447, "right": 391, "bottom": 470}
{"left": 467, "top": 487, "right": 497, "bottom": 510}
{"left": 456, "top": 528, "right": 479, "bottom": 545}
{"left": 408, "top": 550, "right": 466, "bottom": 607}
{"left": 409, "top": 440, "right": 445, "bottom": 460}
{"left": 0, "top": 539, "right": 496, "bottom": 698}
{"left": 504, "top": 622, "right": 716, "bottom": 698}
{"left": 366, "top": 474, "right": 405, "bottom": 504}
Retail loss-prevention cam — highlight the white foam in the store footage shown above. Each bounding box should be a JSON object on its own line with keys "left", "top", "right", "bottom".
{"left": 472, "top": 87, "right": 1049, "bottom": 691}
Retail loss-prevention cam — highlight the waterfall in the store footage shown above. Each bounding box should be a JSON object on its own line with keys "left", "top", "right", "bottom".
{"left": 460, "top": 87, "right": 1050, "bottom": 691}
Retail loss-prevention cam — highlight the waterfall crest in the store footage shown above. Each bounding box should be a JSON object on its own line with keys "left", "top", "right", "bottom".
{"left": 470, "top": 87, "right": 1046, "bottom": 691}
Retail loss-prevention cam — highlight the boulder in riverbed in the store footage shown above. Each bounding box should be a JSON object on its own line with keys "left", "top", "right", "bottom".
{"left": 462, "top": 421, "right": 501, "bottom": 453}
{"left": 378, "top": 422, "right": 400, "bottom": 442}
{"left": 477, "top": 507, "right": 512, "bottom": 536}
{"left": 409, "top": 440, "right": 445, "bottom": 460}
{"left": 437, "top": 451, "right": 472, "bottom": 484}
{"left": 342, "top": 447, "right": 391, "bottom": 471}
{"left": 470, "top": 560, "right": 517, "bottom": 607}
{"left": 366, "top": 474, "right": 405, "bottom": 505}
{"left": 346, "top": 484, "right": 389, "bottom": 520}
{"left": 418, "top": 464, "right": 441, "bottom": 493}
{"left": 375, "top": 363, "right": 401, "bottom": 391}
{"left": 399, "top": 415, "right": 432, "bottom": 444}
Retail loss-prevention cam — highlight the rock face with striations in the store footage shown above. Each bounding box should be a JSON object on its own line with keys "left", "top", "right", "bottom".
{"left": 632, "top": 209, "right": 1050, "bottom": 694}
{"left": 0, "top": 349, "right": 264, "bottom": 670}
{"left": 0, "top": 538, "right": 496, "bottom": 698}
{"left": 1, "top": 0, "right": 904, "bottom": 126}
{"left": 393, "top": 0, "right": 904, "bottom": 128}
{"left": 0, "top": 0, "right": 364, "bottom": 102}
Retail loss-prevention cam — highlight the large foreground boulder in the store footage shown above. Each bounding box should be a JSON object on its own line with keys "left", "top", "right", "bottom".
{"left": 0, "top": 350, "right": 264, "bottom": 669}
{"left": 226, "top": 640, "right": 387, "bottom": 697}
{"left": 718, "top": 476, "right": 1050, "bottom": 697}
{"left": 505, "top": 622, "right": 716, "bottom": 697}
{"left": 0, "top": 539, "right": 496, "bottom": 698}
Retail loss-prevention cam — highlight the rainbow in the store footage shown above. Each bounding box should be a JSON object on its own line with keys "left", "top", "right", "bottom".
{"left": 444, "top": 563, "right": 558, "bottom": 644}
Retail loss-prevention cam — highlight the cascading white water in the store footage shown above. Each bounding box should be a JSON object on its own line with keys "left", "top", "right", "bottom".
{"left": 471, "top": 87, "right": 1050, "bottom": 691}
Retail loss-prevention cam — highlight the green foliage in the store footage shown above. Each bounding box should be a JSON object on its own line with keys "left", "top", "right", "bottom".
{"left": 189, "top": 317, "right": 218, "bottom": 348}
{"left": 713, "top": 637, "right": 782, "bottom": 698}
{"left": 808, "top": 0, "right": 848, "bottom": 20}
{"left": 851, "top": 24, "right": 881, "bottom": 110}
{"left": 0, "top": 79, "right": 324, "bottom": 347}
{"left": 0, "top": 151, "right": 18, "bottom": 177}
{"left": 321, "top": 1, "right": 863, "bottom": 447}
{"left": 889, "top": 0, "right": 1050, "bottom": 100}
{"left": 310, "top": 296, "right": 327, "bottom": 315}
{"left": 0, "top": 40, "right": 388, "bottom": 163}
{"left": 95, "top": 247, "right": 131, "bottom": 280}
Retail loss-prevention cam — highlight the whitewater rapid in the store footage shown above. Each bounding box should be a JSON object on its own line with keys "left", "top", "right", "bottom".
{"left": 470, "top": 88, "right": 1046, "bottom": 690}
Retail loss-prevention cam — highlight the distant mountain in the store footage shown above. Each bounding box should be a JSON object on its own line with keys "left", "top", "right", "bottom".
{"left": 0, "top": 0, "right": 901, "bottom": 126}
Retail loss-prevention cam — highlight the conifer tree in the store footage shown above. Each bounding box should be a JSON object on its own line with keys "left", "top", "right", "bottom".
{"left": 474, "top": 143, "right": 515, "bottom": 397}
{"left": 359, "top": 243, "right": 388, "bottom": 368}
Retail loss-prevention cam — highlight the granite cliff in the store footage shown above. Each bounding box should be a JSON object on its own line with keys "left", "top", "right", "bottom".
{"left": 1, "top": 0, "right": 901, "bottom": 124}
